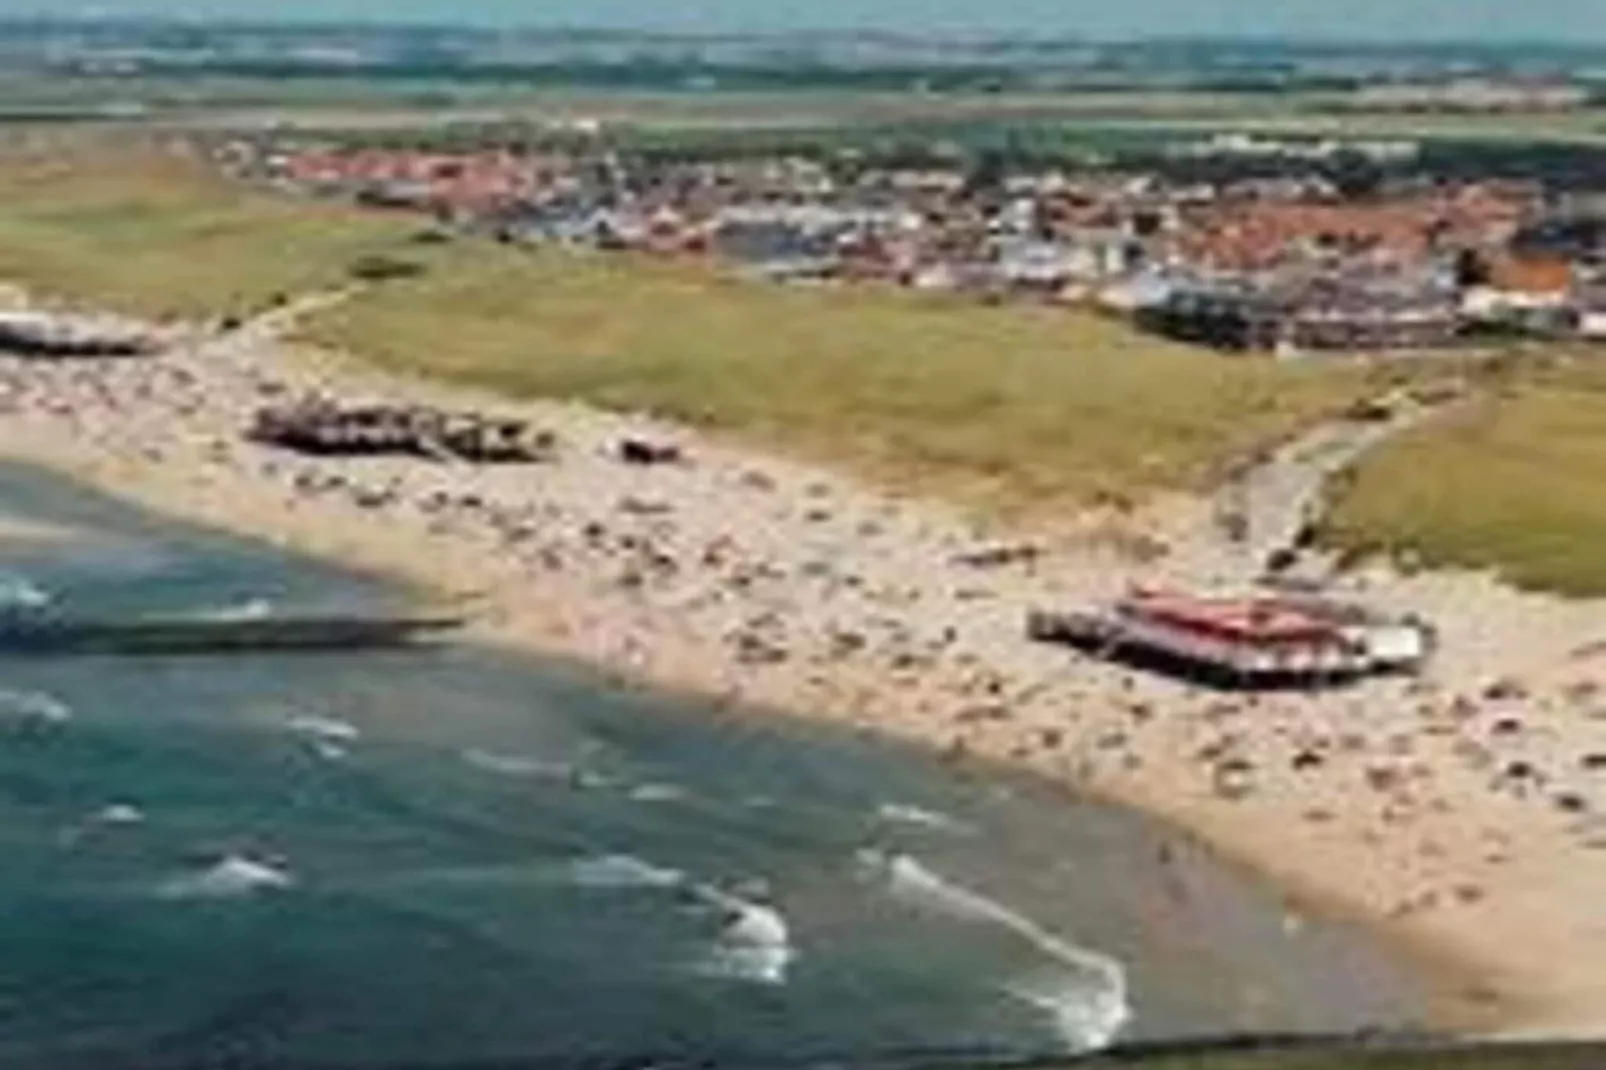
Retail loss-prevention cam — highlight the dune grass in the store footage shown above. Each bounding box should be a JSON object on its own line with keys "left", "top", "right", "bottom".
{"left": 298, "top": 243, "right": 1363, "bottom": 509}
{"left": 1323, "top": 362, "right": 1606, "bottom": 597}
{"left": 0, "top": 146, "right": 415, "bottom": 320}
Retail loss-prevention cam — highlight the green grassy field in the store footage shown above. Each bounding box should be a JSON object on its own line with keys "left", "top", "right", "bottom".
{"left": 0, "top": 147, "right": 415, "bottom": 320}
{"left": 297, "top": 242, "right": 1362, "bottom": 510}
{"left": 1322, "top": 362, "right": 1606, "bottom": 596}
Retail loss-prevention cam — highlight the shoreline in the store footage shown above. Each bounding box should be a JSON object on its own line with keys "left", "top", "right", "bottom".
{"left": 457, "top": 615, "right": 1517, "bottom": 1039}
{"left": 0, "top": 306, "right": 1603, "bottom": 1037}
{"left": 460, "top": 618, "right": 1508, "bottom": 1038}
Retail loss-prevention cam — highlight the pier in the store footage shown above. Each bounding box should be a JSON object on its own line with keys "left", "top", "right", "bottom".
{"left": 0, "top": 609, "right": 465, "bottom": 657}
{"left": 1029, "top": 587, "right": 1434, "bottom": 690}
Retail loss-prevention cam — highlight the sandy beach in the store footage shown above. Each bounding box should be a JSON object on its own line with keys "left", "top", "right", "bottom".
{"left": 0, "top": 298, "right": 1602, "bottom": 1035}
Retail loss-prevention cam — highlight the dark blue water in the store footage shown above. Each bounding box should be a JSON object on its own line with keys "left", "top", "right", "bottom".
{"left": 0, "top": 464, "right": 1430, "bottom": 1068}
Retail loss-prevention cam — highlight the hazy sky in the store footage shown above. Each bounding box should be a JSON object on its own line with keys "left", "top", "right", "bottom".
{"left": 23, "top": 0, "right": 1606, "bottom": 41}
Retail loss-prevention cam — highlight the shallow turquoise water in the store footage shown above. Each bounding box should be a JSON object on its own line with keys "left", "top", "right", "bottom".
{"left": 0, "top": 464, "right": 1428, "bottom": 1067}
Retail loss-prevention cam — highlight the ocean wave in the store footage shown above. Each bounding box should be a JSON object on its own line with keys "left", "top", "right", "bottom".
{"left": 627, "top": 783, "right": 688, "bottom": 804}
{"left": 859, "top": 850, "right": 1129, "bottom": 1051}
{"left": 285, "top": 715, "right": 359, "bottom": 762}
{"left": 156, "top": 853, "right": 296, "bottom": 901}
{"left": 0, "top": 689, "right": 74, "bottom": 728}
{"left": 58, "top": 801, "right": 146, "bottom": 848}
{"left": 0, "top": 573, "right": 52, "bottom": 610}
{"left": 692, "top": 882, "right": 795, "bottom": 986}
{"left": 555, "top": 852, "right": 795, "bottom": 983}
{"left": 1005, "top": 974, "right": 1130, "bottom": 1056}
{"left": 285, "top": 715, "right": 361, "bottom": 744}
{"left": 462, "top": 748, "right": 594, "bottom": 784}
{"left": 207, "top": 598, "right": 273, "bottom": 621}
{"left": 875, "top": 802, "right": 972, "bottom": 834}
{"left": 228, "top": 854, "right": 687, "bottom": 897}
{"left": 566, "top": 854, "right": 686, "bottom": 890}
{"left": 94, "top": 803, "right": 145, "bottom": 826}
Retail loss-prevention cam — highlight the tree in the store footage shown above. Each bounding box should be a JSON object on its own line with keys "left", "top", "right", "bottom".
{"left": 962, "top": 148, "right": 1008, "bottom": 200}
{"left": 347, "top": 255, "right": 426, "bottom": 284}
{"left": 1325, "top": 149, "right": 1385, "bottom": 201}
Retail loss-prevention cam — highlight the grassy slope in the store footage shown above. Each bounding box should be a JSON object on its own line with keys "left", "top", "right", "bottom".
{"left": 1323, "top": 363, "right": 1606, "bottom": 596}
{"left": 299, "top": 243, "right": 1360, "bottom": 509}
{"left": 0, "top": 147, "right": 415, "bottom": 320}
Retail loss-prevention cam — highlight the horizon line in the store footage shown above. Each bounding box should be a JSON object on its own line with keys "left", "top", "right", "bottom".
{"left": 0, "top": 12, "right": 1603, "bottom": 48}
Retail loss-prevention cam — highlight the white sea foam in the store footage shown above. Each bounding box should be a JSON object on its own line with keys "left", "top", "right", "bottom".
{"left": 310, "top": 740, "right": 350, "bottom": 762}
{"left": 862, "top": 851, "right": 1129, "bottom": 1051}
{"left": 566, "top": 854, "right": 686, "bottom": 889}
{"left": 1005, "top": 975, "right": 1130, "bottom": 1055}
{"left": 627, "top": 783, "right": 688, "bottom": 804}
{"left": 693, "top": 883, "right": 795, "bottom": 986}
{"left": 157, "top": 854, "right": 296, "bottom": 900}
{"left": 876, "top": 802, "right": 972, "bottom": 834}
{"left": 558, "top": 855, "right": 792, "bottom": 986}
{"left": 354, "top": 853, "right": 789, "bottom": 989}
{"left": 0, "top": 689, "right": 74, "bottom": 727}
{"left": 94, "top": 803, "right": 145, "bottom": 826}
{"left": 0, "top": 573, "right": 52, "bottom": 610}
{"left": 285, "top": 715, "right": 361, "bottom": 744}
{"left": 341, "top": 856, "right": 684, "bottom": 894}
{"left": 58, "top": 801, "right": 146, "bottom": 848}
{"left": 209, "top": 598, "right": 273, "bottom": 621}
{"left": 462, "top": 748, "right": 577, "bottom": 781}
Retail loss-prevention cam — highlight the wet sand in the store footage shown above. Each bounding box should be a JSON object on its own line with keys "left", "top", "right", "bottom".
{"left": 0, "top": 301, "right": 1601, "bottom": 1036}
{"left": 0, "top": 514, "right": 79, "bottom": 544}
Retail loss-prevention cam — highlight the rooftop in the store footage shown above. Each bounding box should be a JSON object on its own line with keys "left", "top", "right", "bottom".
{"left": 1121, "top": 589, "right": 1341, "bottom": 645}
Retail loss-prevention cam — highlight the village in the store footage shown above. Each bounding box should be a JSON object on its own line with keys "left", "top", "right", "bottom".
{"left": 213, "top": 130, "right": 1606, "bottom": 354}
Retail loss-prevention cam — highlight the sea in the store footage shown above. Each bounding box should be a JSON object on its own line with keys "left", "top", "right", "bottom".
{"left": 0, "top": 462, "right": 1431, "bottom": 1068}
